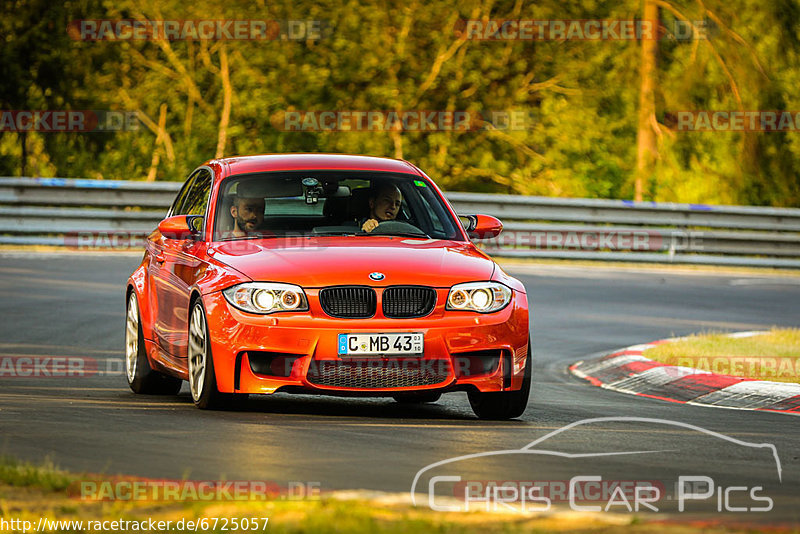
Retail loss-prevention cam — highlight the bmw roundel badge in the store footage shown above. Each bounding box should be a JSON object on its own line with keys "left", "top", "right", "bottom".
{"left": 369, "top": 272, "right": 385, "bottom": 281}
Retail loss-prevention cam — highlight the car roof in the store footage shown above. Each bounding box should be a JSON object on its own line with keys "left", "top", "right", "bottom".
{"left": 213, "top": 154, "right": 423, "bottom": 179}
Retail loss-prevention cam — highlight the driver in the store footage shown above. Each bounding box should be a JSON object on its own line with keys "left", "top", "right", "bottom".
{"left": 230, "top": 195, "right": 266, "bottom": 237}
{"left": 361, "top": 184, "right": 402, "bottom": 233}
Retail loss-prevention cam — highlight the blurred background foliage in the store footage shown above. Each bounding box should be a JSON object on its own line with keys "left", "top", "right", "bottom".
{"left": 1, "top": 0, "right": 799, "bottom": 206}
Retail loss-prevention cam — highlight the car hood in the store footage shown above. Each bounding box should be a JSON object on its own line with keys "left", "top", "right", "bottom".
{"left": 208, "top": 236, "right": 495, "bottom": 288}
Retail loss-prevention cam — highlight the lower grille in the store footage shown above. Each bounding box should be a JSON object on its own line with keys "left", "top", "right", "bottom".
{"left": 307, "top": 360, "right": 450, "bottom": 389}
{"left": 319, "top": 286, "right": 376, "bottom": 318}
{"left": 382, "top": 286, "right": 436, "bottom": 318}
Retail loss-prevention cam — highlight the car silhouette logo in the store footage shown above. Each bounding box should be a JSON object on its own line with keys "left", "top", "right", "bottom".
{"left": 369, "top": 272, "right": 385, "bottom": 281}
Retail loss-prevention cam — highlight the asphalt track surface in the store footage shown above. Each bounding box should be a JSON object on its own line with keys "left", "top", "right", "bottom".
{"left": 0, "top": 252, "right": 799, "bottom": 523}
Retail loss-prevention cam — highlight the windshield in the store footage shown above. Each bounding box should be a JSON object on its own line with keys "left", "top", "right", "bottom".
{"left": 213, "top": 171, "right": 464, "bottom": 241}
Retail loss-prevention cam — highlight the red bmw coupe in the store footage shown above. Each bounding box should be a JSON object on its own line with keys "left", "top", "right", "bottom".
{"left": 126, "top": 154, "right": 531, "bottom": 419}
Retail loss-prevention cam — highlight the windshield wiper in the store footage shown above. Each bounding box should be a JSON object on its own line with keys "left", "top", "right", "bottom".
{"left": 313, "top": 231, "right": 357, "bottom": 236}
{"left": 218, "top": 234, "right": 281, "bottom": 242}
{"left": 356, "top": 232, "right": 430, "bottom": 239}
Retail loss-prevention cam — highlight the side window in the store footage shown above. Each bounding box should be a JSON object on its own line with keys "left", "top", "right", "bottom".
{"left": 170, "top": 171, "right": 199, "bottom": 216}
{"left": 407, "top": 185, "right": 455, "bottom": 239}
{"left": 182, "top": 169, "right": 213, "bottom": 216}
{"left": 419, "top": 195, "right": 445, "bottom": 234}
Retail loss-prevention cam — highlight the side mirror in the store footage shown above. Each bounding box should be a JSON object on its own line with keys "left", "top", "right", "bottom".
{"left": 461, "top": 214, "right": 503, "bottom": 240}
{"left": 158, "top": 215, "right": 202, "bottom": 240}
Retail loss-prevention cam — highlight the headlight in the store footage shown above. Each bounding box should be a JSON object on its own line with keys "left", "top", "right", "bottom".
{"left": 446, "top": 282, "right": 512, "bottom": 313}
{"left": 223, "top": 283, "right": 308, "bottom": 314}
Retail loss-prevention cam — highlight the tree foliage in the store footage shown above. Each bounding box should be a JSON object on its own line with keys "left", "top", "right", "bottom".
{"left": 1, "top": 0, "right": 799, "bottom": 206}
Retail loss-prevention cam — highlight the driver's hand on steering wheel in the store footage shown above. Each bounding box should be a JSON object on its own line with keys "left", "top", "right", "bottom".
{"left": 361, "top": 218, "right": 379, "bottom": 233}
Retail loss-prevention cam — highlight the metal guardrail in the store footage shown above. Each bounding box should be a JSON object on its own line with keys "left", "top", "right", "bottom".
{"left": 0, "top": 177, "right": 179, "bottom": 209}
{"left": 1, "top": 177, "right": 799, "bottom": 268}
{"left": 446, "top": 192, "right": 800, "bottom": 231}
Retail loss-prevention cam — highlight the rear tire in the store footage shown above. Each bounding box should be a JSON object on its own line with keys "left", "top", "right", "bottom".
{"left": 393, "top": 392, "right": 442, "bottom": 404}
{"left": 188, "top": 300, "right": 248, "bottom": 410}
{"left": 125, "top": 292, "right": 182, "bottom": 395}
{"left": 468, "top": 342, "right": 531, "bottom": 420}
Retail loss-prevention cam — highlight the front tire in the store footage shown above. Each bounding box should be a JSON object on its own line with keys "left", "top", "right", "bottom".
{"left": 188, "top": 300, "right": 247, "bottom": 410}
{"left": 468, "top": 343, "right": 531, "bottom": 420}
{"left": 125, "top": 292, "right": 182, "bottom": 395}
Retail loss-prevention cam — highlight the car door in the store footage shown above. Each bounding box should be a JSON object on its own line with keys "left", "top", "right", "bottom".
{"left": 152, "top": 169, "right": 212, "bottom": 360}
{"left": 147, "top": 172, "right": 194, "bottom": 357}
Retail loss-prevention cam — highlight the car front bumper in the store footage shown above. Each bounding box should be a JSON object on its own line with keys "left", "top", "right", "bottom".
{"left": 203, "top": 288, "right": 530, "bottom": 396}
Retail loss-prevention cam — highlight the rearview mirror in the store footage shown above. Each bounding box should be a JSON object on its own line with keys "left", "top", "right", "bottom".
{"left": 461, "top": 214, "right": 503, "bottom": 240}
{"left": 158, "top": 215, "right": 202, "bottom": 240}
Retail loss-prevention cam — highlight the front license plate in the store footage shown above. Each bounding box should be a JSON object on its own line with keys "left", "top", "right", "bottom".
{"left": 338, "top": 333, "right": 424, "bottom": 356}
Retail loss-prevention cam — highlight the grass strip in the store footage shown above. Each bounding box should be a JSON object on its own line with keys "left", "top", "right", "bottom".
{"left": 644, "top": 328, "right": 800, "bottom": 383}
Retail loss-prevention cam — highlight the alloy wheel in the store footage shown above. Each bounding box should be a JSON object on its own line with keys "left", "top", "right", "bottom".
{"left": 125, "top": 293, "right": 139, "bottom": 384}
{"left": 188, "top": 304, "right": 207, "bottom": 402}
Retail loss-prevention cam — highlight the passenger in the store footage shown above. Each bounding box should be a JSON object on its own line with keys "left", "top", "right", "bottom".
{"left": 361, "top": 184, "right": 402, "bottom": 233}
